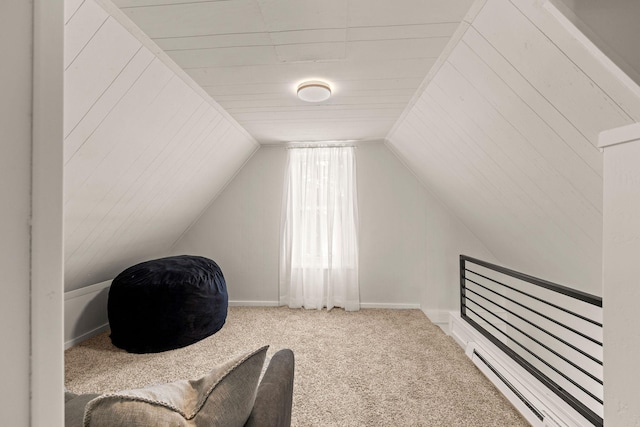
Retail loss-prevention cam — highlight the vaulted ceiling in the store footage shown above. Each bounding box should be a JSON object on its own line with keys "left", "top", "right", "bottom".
{"left": 110, "top": 0, "right": 475, "bottom": 144}
{"left": 64, "top": 0, "right": 640, "bottom": 295}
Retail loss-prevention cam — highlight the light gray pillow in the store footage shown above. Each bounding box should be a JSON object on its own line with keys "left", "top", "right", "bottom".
{"left": 83, "top": 346, "right": 268, "bottom": 427}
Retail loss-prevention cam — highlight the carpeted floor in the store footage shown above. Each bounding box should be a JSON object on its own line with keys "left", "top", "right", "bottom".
{"left": 65, "top": 306, "right": 530, "bottom": 426}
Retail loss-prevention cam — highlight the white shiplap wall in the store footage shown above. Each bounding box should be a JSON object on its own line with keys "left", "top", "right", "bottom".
{"left": 64, "top": 0, "right": 259, "bottom": 291}
{"left": 387, "top": 0, "right": 640, "bottom": 296}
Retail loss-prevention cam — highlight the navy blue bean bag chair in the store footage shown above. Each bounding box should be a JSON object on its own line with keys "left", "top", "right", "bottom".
{"left": 108, "top": 255, "right": 228, "bottom": 353}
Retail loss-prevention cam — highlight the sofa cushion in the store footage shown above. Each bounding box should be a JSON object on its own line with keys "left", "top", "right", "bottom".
{"left": 82, "top": 346, "right": 267, "bottom": 427}
{"left": 245, "top": 349, "right": 295, "bottom": 427}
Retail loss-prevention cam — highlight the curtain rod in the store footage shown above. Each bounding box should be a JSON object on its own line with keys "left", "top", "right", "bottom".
{"left": 285, "top": 144, "right": 357, "bottom": 149}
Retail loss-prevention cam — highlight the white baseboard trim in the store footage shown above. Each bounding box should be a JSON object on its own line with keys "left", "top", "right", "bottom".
{"left": 229, "top": 301, "right": 421, "bottom": 310}
{"left": 229, "top": 300, "right": 280, "bottom": 307}
{"left": 360, "top": 303, "right": 421, "bottom": 309}
{"left": 449, "top": 312, "right": 599, "bottom": 427}
{"left": 65, "top": 324, "right": 111, "bottom": 349}
{"left": 65, "top": 280, "right": 111, "bottom": 349}
{"left": 421, "top": 309, "right": 451, "bottom": 328}
{"left": 422, "top": 309, "right": 453, "bottom": 334}
{"left": 64, "top": 280, "right": 110, "bottom": 300}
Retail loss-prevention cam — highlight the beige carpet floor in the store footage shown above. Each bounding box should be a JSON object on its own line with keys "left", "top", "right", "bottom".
{"left": 65, "top": 307, "right": 530, "bottom": 426}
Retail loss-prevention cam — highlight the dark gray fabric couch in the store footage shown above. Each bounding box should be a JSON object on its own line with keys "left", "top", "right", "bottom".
{"left": 65, "top": 348, "right": 295, "bottom": 427}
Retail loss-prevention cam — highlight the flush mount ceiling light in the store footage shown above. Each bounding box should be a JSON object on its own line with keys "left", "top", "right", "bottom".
{"left": 297, "top": 81, "right": 332, "bottom": 102}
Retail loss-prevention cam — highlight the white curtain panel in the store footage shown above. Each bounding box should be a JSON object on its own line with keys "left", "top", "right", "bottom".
{"left": 279, "top": 146, "right": 360, "bottom": 311}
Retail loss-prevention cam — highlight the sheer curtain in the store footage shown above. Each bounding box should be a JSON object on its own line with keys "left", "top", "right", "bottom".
{"left": 279, "top": 146, "right": 359, "bottom": 311}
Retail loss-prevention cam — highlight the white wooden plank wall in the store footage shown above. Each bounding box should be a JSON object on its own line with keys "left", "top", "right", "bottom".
{"left": 387, "top": 0, "right": 640, "bottom": 295}
{"left": 64, "top": 0, "right": 258, "bottom": 291}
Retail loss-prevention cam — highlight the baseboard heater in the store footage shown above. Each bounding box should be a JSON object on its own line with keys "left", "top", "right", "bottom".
{"left": 472, "top": 349, "right": 544, "bottom": 422}
{"left": 454, "top": 255, "right": 603, "bottom": 427}
{"left": 452, "top": 316, "right": 598, "bottom": 427}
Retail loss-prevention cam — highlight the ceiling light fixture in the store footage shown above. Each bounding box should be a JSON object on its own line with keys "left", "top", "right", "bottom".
{"left": 297, "top": 81, "right": 332, "bottom": 102}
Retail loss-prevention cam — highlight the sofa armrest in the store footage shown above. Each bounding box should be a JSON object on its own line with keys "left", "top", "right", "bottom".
{"left": 244, "top": 348, "right": 295, "bottom": 427}
{"left": 65, "top": 393, "right": 100, "bottom": 427}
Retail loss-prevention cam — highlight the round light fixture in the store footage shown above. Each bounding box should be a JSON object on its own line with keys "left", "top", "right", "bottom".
{"left": 297, "top": 81, "right": 332, "bottom": 102}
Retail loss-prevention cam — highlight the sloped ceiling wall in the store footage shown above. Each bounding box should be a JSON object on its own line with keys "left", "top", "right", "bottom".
{"left": 550, "top": 0, "right": 640, "bottom": 88}
{"left": 63, "top": 0, "right": 258, "bottom": 291}
{"left": 387, "top": 0, "right": 640, "bottom": 295}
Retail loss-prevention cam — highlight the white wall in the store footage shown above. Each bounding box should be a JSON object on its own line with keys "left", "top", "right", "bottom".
{"left": 63, "top": 0, "right": 259, "bottom": 291}
{"left": 0, "top": 1, "right": 34, "bottom": 422}
{"left": 33, "top": 0, "right": 65, "bottom": 423}
{"left": 1, "top": 0, "right": 65, "bottom": 425}
{"left": 356, "top": 143, "right": 428, "bottom": 306}
{"left": 422, "top": 186, "right": 497, "bottom": 320}
{"left": 600, "top": 124, "right": 640, "bottom": 427}
{"left": 173, "top": 142, "right": 494, "bottom": 313}
{"left": 173, "top": 146, "right": 284, "bottom": 303}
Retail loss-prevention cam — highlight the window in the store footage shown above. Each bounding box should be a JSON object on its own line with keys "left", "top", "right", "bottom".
{"left": 279, "top": 146, "right": 359, "bottom": 311}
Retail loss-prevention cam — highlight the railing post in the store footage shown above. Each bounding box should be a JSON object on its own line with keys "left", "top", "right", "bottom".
{"left": 600, "top": 123, "right": 640, "bottom": 427}
{"left": 460, "top": 255, "right": 466, "bottom": 318}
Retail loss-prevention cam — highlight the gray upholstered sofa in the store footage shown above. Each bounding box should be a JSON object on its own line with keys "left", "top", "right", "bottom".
{"left": 65, "top": 348, "right": 294, "bottom": 427}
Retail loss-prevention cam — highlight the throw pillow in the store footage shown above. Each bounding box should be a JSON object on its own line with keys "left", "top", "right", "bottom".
{"left": 83, "top": 346, "right": 268, "bottom": 427}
